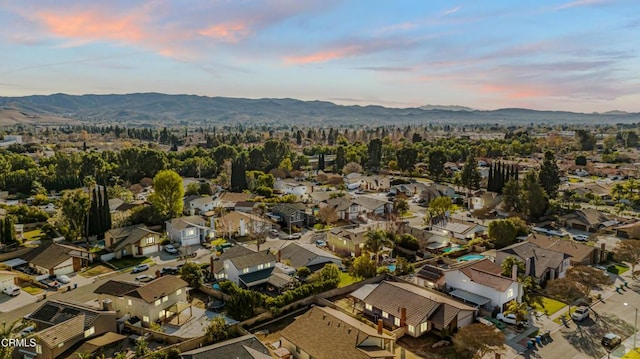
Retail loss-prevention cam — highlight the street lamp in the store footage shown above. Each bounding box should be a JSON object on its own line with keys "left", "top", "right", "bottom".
{"left": 625, "top": 302, "right": 638, "bottom": 350}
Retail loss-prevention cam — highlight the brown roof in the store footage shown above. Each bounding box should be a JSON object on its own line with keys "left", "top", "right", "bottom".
{"left": 21, "top": 243, "right": 71, "bottom": 269}
{"left": 111, "top": 226, "right": 160, "bottom": 251}
{"left": 168, "top": 215, "right": 207, "bottom": 230}
{"left": 94, "top": 280, "right": 141, "bottom": 296}
{"left": 219, "top": 192, "right": 253, "bottom": 203}
{"left": 38, "top": 314, "right": 85, "bottom": 348}
{"left": 498, "top": 242, "right": 568, "bottom": 277}
{"left": 126, "top": 275, "right": 188, "bottom": 303}
{"left": 527, "top": 234, "right": 595, "bottom": 263}
{"left": 280, "top": 306, "right": 394, "bottom": 359}
{"left": 562, "top": 208, "right": 609, "bottom": 226}
{"left": 451, "top": 259, "right": 517, "bottom": 292}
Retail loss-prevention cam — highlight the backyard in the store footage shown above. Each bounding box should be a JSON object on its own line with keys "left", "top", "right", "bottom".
{"left": 338, "top": 272, "right": 359, "bottom": 288}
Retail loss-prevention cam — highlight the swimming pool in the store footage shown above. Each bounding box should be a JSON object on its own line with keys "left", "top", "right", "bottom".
{"left": 457, "top": 254, "right": 485, "bottom": 262}
{"left": 442, "top": 246, "right": 462, "bottom": 253}
{"left": 387, "top": 265, "right": 397, "bottom": 272}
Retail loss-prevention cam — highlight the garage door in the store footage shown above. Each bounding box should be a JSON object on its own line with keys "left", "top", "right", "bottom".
{"left": 141, "top": 245, "right": 159, "bottom": 256}
{"left": 0, "top": 277, "right": 15, "bottom": 291}
{"left": 181, "top": 237, "right": 200, "bottom": 246}
{"left": 53, "top": 265, "right": 74, "bottom": 276}
{"left": 572, "top": 224, "right": 588, "bottom": 231}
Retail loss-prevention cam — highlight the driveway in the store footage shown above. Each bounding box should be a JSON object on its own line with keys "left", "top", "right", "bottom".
{"left": 0, "top": 290, "right": 39, "bottom": 313}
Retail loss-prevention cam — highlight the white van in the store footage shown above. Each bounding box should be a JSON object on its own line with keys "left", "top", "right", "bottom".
{"left": 2, "top": 285, "right": 21, "bottom": 297}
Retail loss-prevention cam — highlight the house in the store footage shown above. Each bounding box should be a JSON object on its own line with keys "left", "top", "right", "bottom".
{"left": 108, "top": 198, "right": 125, "bottom": 213}
{"left": 181, "top": 334, "right": 271, "bottom": 359}
{"left": 94, "top": 275, "right": 189, "bottom": 326}
{"left": 104, "top": 224, "right": 162, "bottom": 259}
{"left": 166, "top": 215, "right": 215, "bottom": 246}
{"left": 214, "top": 192, "right": 254, "bottom": 209}
{"left": 274, "top": 179, "right": 308, "bottom": 197}
{"left": 559, "top": 208, "right": 612, "bottom": 232}
{"left": 325, "top": 197, "right": 361, "bottom": 221}
{"left": 327, "top": 226, "right": 368, "bottom": 257}
{"left": 0, "top": 270, "right": 18, "bottom": 292}
{"left": 444, "top": 259, "right": 523, "bottom": 312}
{"left": 353, "top": 280, "right": 476, "bottom": 338}
{"left": 278, "top": 243, "right": 342, "bottom": 271}
{"left": 212, "top": 246, "right": 277, "bottom": 288}
{"left": 526, "top": 233, "right": 601, "bottom": 265}
{"left": 216, "top": 211, "right": 271, "bottom": 238}
{"left": 71, "top": 332, "right": 127, "bottom": 359}
{"left": 495, "top": 242, "right": 570, "bottom": 282}
{"left": 615, "top": 221, "right": 640, "bottom": 239}
{"left": 19, "top": 300, "right": 117, "bottom": 359}
{"left": 469, "top": 190, "right": 502, "bottom": 210}
{"left": 359, "top": 175, "right": 391, "bottom": 192}
{"left": 21, "top": 242, "right": 87, "bottom": 276}
{"left": 271, "top": 203, "right": 309, "bottom": 229}
{"left": 280, "top": 306, "right": 395, "bottom": 359}
{"left": 185, "top": 195, "right": 216, "bottom": 215}
{"left": 324, "top": 197, "right": 391, "bottom": 221}
{"left": 415, "top": 264, "right": 445, "bottom": 289}
{"left": 343, "top": 173, "right": 363, "bottom": 190}
{"left": 431, "top": 220, "right": 486, "bottom": 240}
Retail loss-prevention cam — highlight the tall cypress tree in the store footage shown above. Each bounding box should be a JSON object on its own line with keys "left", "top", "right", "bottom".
{"left": 102, "top": 183, "right": 112, "bottom": 232}
{"left": 88, "top": 188, "right": 99, "bottom": 237}
{"left": 318, "top": 153, "right": 325, "bottom": 171}
{"left": 0, "top": 219, "right": 4, "bottom": 244}
{"left": 487, "top": 162, "right": 494, "bottom": 192}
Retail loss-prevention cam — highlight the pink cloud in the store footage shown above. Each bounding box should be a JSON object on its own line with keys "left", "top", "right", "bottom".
{"left": 481, "top": 84, "right": 549, "bottom": 99}
{"left": 199, "top": 22, "right": 250, "bottom": 43}
{"left": 284, "top": 46, "right": 360, "bottom": 64}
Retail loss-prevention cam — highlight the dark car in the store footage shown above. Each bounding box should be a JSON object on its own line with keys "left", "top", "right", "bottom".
{"left": 602, "top": 333, "right": 621, "bottom": 350}
{"left": 160, "top": 266, "right": 178, "bottom": 276}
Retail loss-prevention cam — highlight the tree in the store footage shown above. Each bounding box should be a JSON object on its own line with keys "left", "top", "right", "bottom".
{"left": 453, "top": 323, "right": 506, "bottom": 359}
{"left": 312, "top": 263, "right": 340, "bottom": 282}
{"left": 350, "top": 255, "right": 377, "bottom": 279}
{"left": 539, "top": 151, "right": 560, "bottom": 198}
{"left": 392, "top": 198, "right": 409, "bottom": 218}
{"left": 427, "top": 148, "right": 446, "bottom": 182}
{"left": 501, "top": 256, "right": 525, "bottom": 277}
{"left": 185, "top": 182, "right": 201, "bottom": 196}
{"left": 488, "top": 219, "right": 518, "bottom": 249}
{"left": 367, "top": 138, "right": 382, "bottom": 171}
{"left": 565, "top": 265, "right": 610, "bottom": 298}
{"left": 613, "top": 239, "right": 640, "bottom": 275}
{"left": 428, "top": 196, "right": 452, "bottom": 221}
{"left": 335, "top": 146, "right": 346, "bottom": 172}
{"left": 0, "top": 320, "right": 20, "bottom": 359}
{"left": 60, "top": 189, "right": 91, "bottom": 240}
{"left": 204, "top": 316, "right": 229, "bottom": 344}
{"left": 230, "top": 155, "right": 248, "bottom": 191}
{"left": 504, "top": 300, "right": 528, "bottom": 323}
{"left": 317, "top": 206, "right": 338, "bottom": 226}
{"left": 460, "top": 153, "right": 481, "bottom": 194}
{"left": 180, "top": 262, "right": 203, "bottom": 289}
{"left": 502, "top": 179, "right": 521, "bottom": 213}
{"left": 545, "top": 277, "right": 587, "bottom": 304}
{"left": 135, "top": 337, "right": 149, "bottom": 357}
{"left": 364, "top": 229, "right": 392, "bottom": 265}
{"left": 521, "top": 172, "right": 548, "bottom": 220}
{"left": 396, "top": 145, "right": 418, "bottom": 172}
{"left": 575, "top": 129, "right": 596, "bottom": 151}
{"left": 148, "top": 170, "right": 184, "bottom": 220}
{"left": 343, "top": 161, "right": 362, "bottom": 175}
{"left": 296, "top": 266, "right": 312, "bottom": 280}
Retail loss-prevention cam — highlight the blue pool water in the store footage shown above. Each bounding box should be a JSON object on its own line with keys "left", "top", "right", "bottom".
{"left": 387, "top": 265, "right": 397, "bottom": 272}
{"left": 457, "top": 254, "right": 485, "bottom": 262}
{"left": 442, "top": 246, "right": 462, "bottom": 253}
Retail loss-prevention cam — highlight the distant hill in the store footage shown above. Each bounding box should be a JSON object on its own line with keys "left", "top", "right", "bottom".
{"left": 0, "top": 93, "right": 638, "bottom": 126}
{"left": 0, "top": 108, "right": 79, "bottom": 126}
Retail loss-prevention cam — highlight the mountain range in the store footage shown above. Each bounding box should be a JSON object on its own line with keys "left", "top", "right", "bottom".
{"left": 0, "top": 93, "right": 638, "bottom": 127}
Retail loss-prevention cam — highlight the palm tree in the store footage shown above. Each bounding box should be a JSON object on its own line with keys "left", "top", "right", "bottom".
{"left": 504, "top": 300, "right": 529, "bottom": 324}
{"left": 0, "top": 320, "right": 21, "bottom": 359}
{"left": 611, "top": 182, "right": 625, "bottom": 201}
{"left": 364, "top": 229, "right": 393, "bottom": 265}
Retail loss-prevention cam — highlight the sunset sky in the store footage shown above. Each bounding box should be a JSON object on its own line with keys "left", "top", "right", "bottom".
{"left": 1, "top": 0, "right": 639, "bottom": 112}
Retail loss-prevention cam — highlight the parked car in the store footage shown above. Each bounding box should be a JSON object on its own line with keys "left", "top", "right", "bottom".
{"left": 496, "top": 312, "right": 527, "bottom": 326}
{"left": 602, "top": 333, "right": 621, "bottom": 350}
{"left": 288, "top": 233, "right": 302, "bottom": 240}
{"left": 135, "top": 274, "right": 154, "bottom": 283}
{"left": 164, "top": 244, "right": 178, "bottom": 255}
{"left": 2, "top": 285, "right": 21, "bottom": 297}
{"left": 132, "top": 264, "right": 150, "bottom": 273}
{"left": 56, "top": 275, "right": 71, "bottom": 284}
{"left": 483, "top": 317, "right": 506, "bottom": 330}
{"left": 270, "top": 229, "right": 279, "bottom": 237}
{"left": 573, "top": 234, "right": 589, "bottom": 242}
{"left": 592, "top": 264, "right": 608, "bottom": 271}
{"left": 160, "top": 266, "right": 178, "bottom": 276}
{"left": 572, "top": 306, "right": 590, "bottom": 321}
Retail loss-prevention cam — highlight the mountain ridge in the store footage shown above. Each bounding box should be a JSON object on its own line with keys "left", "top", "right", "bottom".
{"left": 0, "top": 93, "right": 638, "bottom": 126}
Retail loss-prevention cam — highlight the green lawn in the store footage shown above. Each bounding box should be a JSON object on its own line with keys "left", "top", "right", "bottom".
{"left": 80, "top": 264, "right": 114, "bottom": 277}
{"left": 622, "top": 348, "right": 640, "bottom": 359}
{"left": 22, "top": 229, "right": 43, "bottom": 241}
{"left": 21, "top": 286, "right": 44, "bottom": 295}
{"left": 338, "top": 272, "right": 359, "bottom": 288}
{"left": 533, "top": 297, "right": 567, "bottom": 316}
{"left": 211, "top": 238, "right": 227, "bottom": 247}
{"left": 608, "top": 263, "right": 630, "bottom": 275}
{"left": 109, "top": 256, "right": 154, "bottom": 270}
{"left": 553, "top": 307, "right": 577, "bottom": 324}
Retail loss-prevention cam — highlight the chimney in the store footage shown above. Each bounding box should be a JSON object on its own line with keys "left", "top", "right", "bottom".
{"left": 600, "top": 242, "right": 606, "bottom": 262}
{"left": 511, "top": 264, "right": 518, "bottom": 281}
{"left": 525, "top": 257, "right": 533, "bottom": 276}
{"left": 277, "top": 250, "right": 281, "bottom": 263}
{"left": 400, "top": 307, "right": 407, "bottom": 327}
{"left": 377, "top": 319, "right": 384, "bottom": 335}
{"left": 210, "top": 216, "right": 216, "bottom": 230}
{"left": 239, "top": 218, "right": 246, "bottom": 236}
{"left": 210, "top": 256, "right": 214, "bottom": 273}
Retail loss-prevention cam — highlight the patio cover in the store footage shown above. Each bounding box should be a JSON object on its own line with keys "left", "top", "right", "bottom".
{"left": 1, "top": 258, "right": 27, "bottom": 268}
{"left": 449, "top": 289, "right": 491, "bottom": 307}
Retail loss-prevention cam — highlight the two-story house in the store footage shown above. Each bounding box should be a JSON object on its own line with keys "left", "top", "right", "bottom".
{"left": 271, "top": 203, "right": 309, "bottom": 230}
{"left": 352, "top": 280, "right": 476, "bottom": 338}
{"left": 104, "top": 224, "right": 162, "bottom": 259}
{"left": 185, "top": 195, "right": 216, "bottom": 215}
{"left": 93, "top": 276, "right": 189, "bottom": 327}
{"left": 278, "top": 243, "right": 342, "bottom": 272}
{"left": 216, "top": 211, "right": 272, "bottom": 238}
{"left": 495, "top": 242, "right": 570, "bottom": 283}
{"left": 527, "top": 233, "right": 601, "bottom": 266}
{"left": 19, "top": 300, "right": 117, "bottom": 359}
{"left": 221, "top": 249, "right": 277, "bottom": 289}
{"left": 166, "top": 215, "right": 215, "bottom": 246}
{"left": 324, "top": 197, "right": 361, "bottom": 221}
{"left": 274, "top": 180, "right": 308, "bottom": 197}
{"left": 444, "top": 259, "right": 523, "bottom": 312}
{"left": 280, "top": 306, "right": 395, "bottom": 359}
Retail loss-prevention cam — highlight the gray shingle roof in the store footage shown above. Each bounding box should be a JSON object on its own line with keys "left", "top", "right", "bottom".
{"left": 181, "top": 335, "right": 271, "bottom": 359}
{"left": 229, "top": 250, "right": 275, "bottom": 270}
{"left": 279, "top": 243, "right": 341, "bottom": 269}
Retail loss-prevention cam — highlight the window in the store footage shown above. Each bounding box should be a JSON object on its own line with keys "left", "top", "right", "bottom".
{"left": 176, "top": 289, "right": 182, "bottom": 295}
{"left": 224, "top": 263, "right": 229, "bottom": 269}
{"left": 58, "top": 342, "right": 64, "bottom": 348}
{"left": 145, "top": 236, "right": 154, "bottom": 245}
{"left": 258, "top": 264, "right": 264, "bottom": 270}
{"left": 365, "top": 303, "right": 373, "bottom": 311}
{"left": 266, "top": 262, "right": 271, "bottom": 268}
{"left": 154, "top": 299, "right": 161, "bottom": 306}
{"left": 84, "top": 326, "right": 95, "bottom": 338}
{"left": 36, "top": 345, "right": 42, "bottom": 354}
{"left": 127, "top": 299, "right": 132, "bottom": 306}
{"left": 420, "top": 322, "right": 428, "bottom": 333}
{"left": 162, "top": 296, "right": 168, "bottom": 303}
{"left": 143, "top": 316, "right": 150, "bottom": 323}
{"left": 507, "top": 288, "right": 514, "bottom": 298}
{"left": 186, "top": 229, "right": 196, "bottom": 236}
{"left": 382, "top": 311, "right": 388, "bottom": 319}
{"left": 408, "top": 325, "right": 415, "bottom": 334}
{"left": 394, "top": 317, "right": 400, "bottom": 327}
{"left": 159, "top": 310, "right": 166, "bottom": 318}
{"left": 243, "top": 268, "right": 249, "bottom": 274}
{"left": 118, "top": 296, "right": 124, "bottom": 300}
